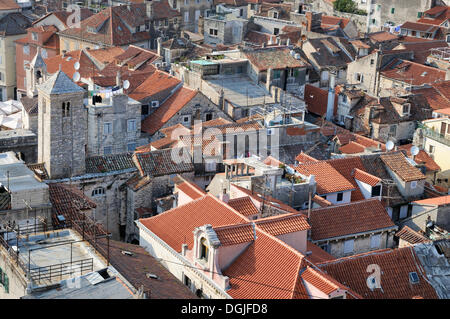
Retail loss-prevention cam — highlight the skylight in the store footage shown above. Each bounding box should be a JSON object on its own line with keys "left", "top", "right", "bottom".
{"left": 409, "top": 272, "right": 419, "bottom": 284}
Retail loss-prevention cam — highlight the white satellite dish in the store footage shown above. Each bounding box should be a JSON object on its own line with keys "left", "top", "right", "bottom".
{"left": 123, "top": 80, "right": 130, "bottom": 90}
{"left": 74, "top": 61, "right": 80, "bottom": 70}
{"left": 386, "top": 140, "right": 394, "bottom": 151}
{"left": 411, "top": 145, "right": 419, "bottom": 156}
{"left": 72, "top": 72, "right": 80, "bottom": 82}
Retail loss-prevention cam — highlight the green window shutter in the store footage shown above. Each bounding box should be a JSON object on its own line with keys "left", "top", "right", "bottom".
{"left": 391, "top": 8, "right": 395, "bottom": 14}
{"left": 418, "top": 12, "right": 423, "bottom": 18}
{"left": 4, "top": 274, "right": 8, "bottom": 293}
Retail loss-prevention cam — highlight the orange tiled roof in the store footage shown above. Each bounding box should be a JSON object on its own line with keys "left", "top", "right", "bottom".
{"left": 304, "top": 84, "right": 338, "bottom": 116}
{"left": 318, "top": 247, "right": 439, "bottom": 299}
{"left": 309, "top": 199, "right": 395, "bottom": 241}
{"left": 396, "top": 226, "right": 430, "bottom": 245}
{"left": 255, "top": 213, "right": 311, "bottom": 236}
{"left": 213, "top": 223, "right": 255, "bottom": 246}
{"left": 412, "top": 194, "right": 450, "bottom": 206}
{"left": 129, "top": 70, "right": 180, "bottom": 101}
{"left": 227, "top": 196, "right": 259, "bottom": 217}
{"left": 0, "top": 0, "right": 20, "bottom": 10}
{"left": 223, "top": 229, "right": 308, "bottom": 299}
{"left": 176, "top": 179, "right": 206, "bottom": 200}
{"left": 293, "top": 161, "right": 355, "bottom": 195}
{"left": 295, "top": 152, "right": 319, "bottom": 164}
{"left": 381, "top": 59, "right": 446, "bottom": 86}
{"left": 397, "top": 144, "right": 441, "bottom": 172}
{"left": 339, "top": 141, "right": 366, "bottom": 154}
{"left": 380, "top": 152, "right": 426, "bottom": 182}
{"left": 263, "top": 155, "right": 283, "bottom": 167}
{"left": 201, "top": 117, "right": 232, "bottom": 127}
{"left": 301, "top": 266, "right": 346, "bottom": 296}
{"left": 141, "top": 87, "right": 197, "bottom": 135}
{"left": 139, "top": 194, "right": 249, "bottom": 252}
{"left": 353, "top": 168, "right": 381, "bottom": 187}
{"left": 312, "top": 195, "right": 332, "bottom": 207}
{"left": 306, "top": 241, "right": 335, "bottom": 264}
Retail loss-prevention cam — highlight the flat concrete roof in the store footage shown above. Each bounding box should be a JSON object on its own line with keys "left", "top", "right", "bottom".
{"left": 9, "top": 229, "right": 106, "bottom": 285}
{"left": 206, "top": 75, "right": 275, "bottom": 107}
{"left": 0, "top": 152, "right": 47, "bottom": 193}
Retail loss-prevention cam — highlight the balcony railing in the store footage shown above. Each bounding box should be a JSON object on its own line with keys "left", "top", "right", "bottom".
{"left": 418, "top": 124, "right": 450, "bottom": 147}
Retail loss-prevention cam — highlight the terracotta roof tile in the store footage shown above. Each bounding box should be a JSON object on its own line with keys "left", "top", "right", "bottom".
{"left": 293, "top": 162, "right": 355, "bottom": 195}
{"left": 412, "top": 194, "right": 450, "bottom": 206}
{"left": 309, "top": 199, "right": 396, "bottom": 241}
{"left": 176, "top": 179, "right": 206, "bottom": 200}
{"left": 306, "top": 241, "right": 335, "bottom": 264}
{"left": 396, "top": 226, "right": 431, "bottom": 245}
{"left": 380, "top": 152, "right": 426, "bottom": 182}
{"left": 85, "top": 153, "right": 136, "bottom": 174}
{"left": 227, "top": 196, "right": 259, "bottom": 217}
{"left": 353, "top": 168, "right": 381, "bottom": 187}
{"left": 339, "top": 141, "right": 366, "bottom": 154}
{"left": 255, "top": 213, "right": 311, "bottom": 236}
{"left": 301, "top": 266, "right": 346, "bottom": 295}
{"left": 304, "top": 84, "right": 338, "bottom": 116}
{"left": 398, "top": 144, "right": 441, "bottom": 172}
{"left": 381, "top": 59, "right": 445, "bottom": 86}
{"left": 224, "top": 229, "right": 307, "bottom": 299}
{"left": 133, "top": 147, "right": 194, "bottom": 177}
{"left": 128, "top": 70, "right": 181, "bottom": 102}
{"left": 318, "top": 247, "right": 439, "bottom": 299}
{"left": 295, "top": 152, "right": 319, "bottom": 164}
{"left": 243, "top": 46, "right": 306, "bottom": 71}
{"left": 312, "top": 195, "right": 332, "bottom": 207}
{"left": 141, "top": 87, "right": 197, "bottom": 135}
{"left": 139, "top": 194, "right": 249, "bottom": 251}
{"left": 213, "top": 223, "right": 255, "bottom": 246}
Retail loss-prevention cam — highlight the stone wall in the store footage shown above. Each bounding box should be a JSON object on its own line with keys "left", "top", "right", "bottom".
{"left": 0, "top": 129, "right": 37, "bottom": 164}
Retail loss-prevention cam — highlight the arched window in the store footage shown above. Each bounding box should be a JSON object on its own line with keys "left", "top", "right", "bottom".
{"left": 200, "top": 237, "right": 208, "bottom": 261}
{"left": 62, "top": 102, "right": 70, "bottom": 117}
{"left": 91, "top": 187, "right": 105, "bottom": 197}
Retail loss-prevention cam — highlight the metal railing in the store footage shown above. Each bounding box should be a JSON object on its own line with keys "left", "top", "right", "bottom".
{"left": 29, "top": 258, "right": 93, "bottom": 284}
{"left": 418, "top": 124, "right": 450, "bottom": 147}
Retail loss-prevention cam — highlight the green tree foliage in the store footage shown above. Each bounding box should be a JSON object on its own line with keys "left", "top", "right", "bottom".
{"left": 333, "top": 0, "right": 357, "bottom": 13}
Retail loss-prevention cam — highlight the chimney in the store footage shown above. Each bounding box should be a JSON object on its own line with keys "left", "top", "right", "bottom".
{"left": 326, "top": 71, "right": 336, "bottom": 122}
{"left": 116, "top": 70, "right": 121, "bottom": 87}
{"left": 157, "top": 37, "right": 162, "bottom": 56}
{"left": 219, "top": 188, "right": 229, "bottom": 203}
{"left": 266, "top": 68, "right": 273, "bottom": 91}
{"left": 306, "top": 12, "right": 312, "bottom": 31}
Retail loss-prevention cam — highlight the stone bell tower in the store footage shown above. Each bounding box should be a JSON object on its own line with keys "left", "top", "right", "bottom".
{"left": 37, "top": 70, "right": 86, "bottom": 179}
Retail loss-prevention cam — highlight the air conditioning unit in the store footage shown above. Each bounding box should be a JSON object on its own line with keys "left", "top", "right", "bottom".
{"left": 155, "top": 62, "right": 161, "bottom": 68}
{"left": 151, "top": 101, "right": 159, "bottom": 108}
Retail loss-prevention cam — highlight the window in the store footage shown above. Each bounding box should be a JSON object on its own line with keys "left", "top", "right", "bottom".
{"left": 62, "top": 102, "right": 70, "bottom": 117}
{"left": 127, "top": 143, "right": 136, "bottom": 152}
{"left": 336, "top": 192, "right": 343, "bottom": 202}
{"left": 182, "top": 115, "right": 190, "bottom": 123}
{"left": 23, "top": 45, "right": 30, "bottom": 55}
{"left": 184, "top": 11, "right": 189, "bottom": 22}
{"left": 142, "top": 104, "right": 149, "bottom": 115}
{"left": 389, "top": 124, "right": 397, "bottom": 136}
{"left": 370, "top": 234, "right": 381, "bottom": 249}
{"left": 200, "top": 238, "right": 208, "bottom": 261}
{"left": 409, "top": 272, "right": 419, "bottom": 284}
{"left": 183, "top": 274, "right": 192, "bottom": 288}
{"left": 410, "top": 180, "right": 417, "bottom": 189}
{"left": 240, "top": 8, "right": 244, "bottom": 17}
{"left": 205, "top": 113, "right": 212, "bottom": 121}
{"left": 104, "top": 122, "right": 112, "bottom": 135}
{"left": 343, "top": 239, "right": 354, "bottom": 254}
{"left": 127, "top": 119, "right": 137, "bottom": 132}
{"left": 418, "top": 12, "right": 423, "bottom": 18}
{"left": 319, "top": 243, "right": 329, "bottom": 253}
{"left": 92, "top": 187, "right": 105, "bottom": 197}
{"left": 41, "top": 49, "right": 48, "bottom": 59}
{"left": 429, "top": 145, "right": 435, "bottom": 154}
{"left": 209, "top": 28, "right": 218, "bottom": 36}
{"left": 370, "top": 59, "right": 374, "bottom": 66}
{"left": 151, "top": 101, "right": 159, "bottom": 108}
{"left": 402, "top": 103, "right": 410, "bottom": 115}
{"left": 371, "top": 185, "right": 381, "bottom": 197}
{"left": 391, "top": 8, "right": 395, "bottom": 14}
{"left": 205, "top": 161, "right": 216, "bottom": 172}
{"left": 274, "top": 27, "right": 279, "bottom": 35}
{"left": 104, "top": 146, "right": 112, "bottom": 155}
{"left": 273, "top": 11, "right": 278, "bottom": 19}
